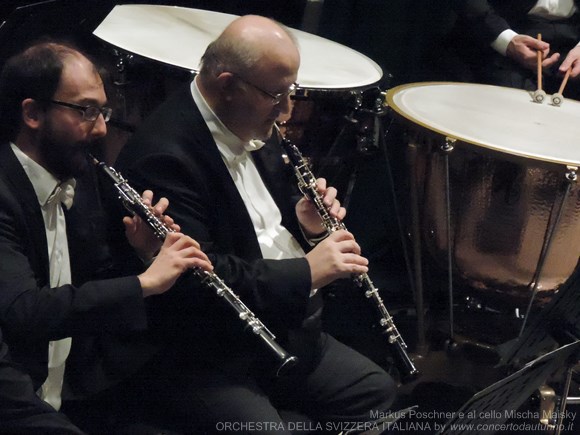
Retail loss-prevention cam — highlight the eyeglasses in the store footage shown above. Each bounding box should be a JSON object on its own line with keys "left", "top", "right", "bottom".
{"left": 232, "top": 74, "right": 298, "bottom": 105}
{"left": 48, "top": 100, "right": 112, "bottom": 122}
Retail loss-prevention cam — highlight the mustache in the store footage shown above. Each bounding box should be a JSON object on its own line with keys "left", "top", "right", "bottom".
{"left": 71, "top": 138, "right": 104, "bottom": 156}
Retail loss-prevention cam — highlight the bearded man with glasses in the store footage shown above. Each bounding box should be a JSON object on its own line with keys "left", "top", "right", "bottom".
{"left": 0, "top": 39, "right": 212, "bottom": 433}
{"left": 116, "top": 15, "right": 396, "bottom": 434}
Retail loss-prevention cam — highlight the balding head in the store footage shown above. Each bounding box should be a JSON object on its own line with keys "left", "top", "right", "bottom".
{"left": 199, "top": 15, "right": 299, "bottom": 80}
{"left": 221, "top": 15, "right": 298, "bottom": 58}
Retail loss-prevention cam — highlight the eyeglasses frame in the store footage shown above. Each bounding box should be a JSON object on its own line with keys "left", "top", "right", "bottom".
{"left": 230, "top": 73, "right": 298, "bottom": 105}
{"left": 48, "top": 99, "right": 112, "bottom": 122}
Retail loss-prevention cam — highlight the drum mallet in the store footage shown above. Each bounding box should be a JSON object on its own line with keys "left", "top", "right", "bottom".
{"left": 534, "top": 33, "right": 547, "bottom": 103}
{"left": 551, "top": 68, "right": 571, "bottom": 107}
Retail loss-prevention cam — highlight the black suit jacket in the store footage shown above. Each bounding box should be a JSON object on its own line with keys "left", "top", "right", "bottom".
{"left": 452, "top": 0, "right": 580, "bottom": 44}
{"left": 0, "top": 142, "right": 149, "bottom": 395}
{"left": 0, "top": 326, "right": 84, "bottom": 434}
{"left": 115, "top": 83, "right": 313, "bottom": 363}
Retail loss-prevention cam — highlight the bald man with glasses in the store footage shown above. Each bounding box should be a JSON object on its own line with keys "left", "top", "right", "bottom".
{"left": 116, "top": 15, "right": 396, "bottom": 434}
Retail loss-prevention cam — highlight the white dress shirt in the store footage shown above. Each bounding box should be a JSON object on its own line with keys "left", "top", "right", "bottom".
{"left": 190, "top": 79, "right": 306, "bottom": 262}
{"left": 11, "top": 143, "right": 75, "bottom": 411}
{"left": 492, "top": 0, "right": 578, "bottom": 55}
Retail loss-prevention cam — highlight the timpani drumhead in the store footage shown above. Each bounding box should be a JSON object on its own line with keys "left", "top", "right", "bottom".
{"left": 387, "top": 82, "right": 580, "bottom": 167}
{"left": 93, "top": 4, "right": 383, "bottom": 90}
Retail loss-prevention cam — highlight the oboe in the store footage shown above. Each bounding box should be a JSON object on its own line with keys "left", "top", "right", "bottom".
{"left": 274, "top": 125, "right": 419, "bottom": 380}
{"left": 91, "top": 155, "right": 298, "bottom": 376}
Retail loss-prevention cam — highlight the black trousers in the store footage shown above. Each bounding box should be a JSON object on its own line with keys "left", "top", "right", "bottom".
{"left": 63, "top": 332, "right": 396, "bottom": 435}
{"left": 0, "top": 331, "right": 84, "bottom": 435}
{"left": 167, "top": 333, "right": 395, "bottom": 434}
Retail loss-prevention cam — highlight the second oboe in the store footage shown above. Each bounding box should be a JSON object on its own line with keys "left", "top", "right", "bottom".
{"left": 91, "top": 155, "right": 298, "bottom": 376}
{"left": 274, "top": 125, "right": 419, "bottom": 381}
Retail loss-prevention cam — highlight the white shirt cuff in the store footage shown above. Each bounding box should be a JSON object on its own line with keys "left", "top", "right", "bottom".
{"left": 491, "top": 29, "right": 518, "bottom": 56}
{"left": 299, "top": 223, "right": 328, "bottom": 247}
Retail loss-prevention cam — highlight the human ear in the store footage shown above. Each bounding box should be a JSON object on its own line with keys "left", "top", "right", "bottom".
{"left": 21, "top": 98, "right": 43, "bottom": 130}
{"left": 216, "top": 72, "right": 237, "bottom": 100}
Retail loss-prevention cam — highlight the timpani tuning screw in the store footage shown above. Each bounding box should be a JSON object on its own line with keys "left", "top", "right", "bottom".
{"left": 380, "top": 91, "right": 388, "bottom": 108}
{"left": 551, "top": 93, "right": 563, "bottom": 107}
{"left": 533, "top": 89, "right": 547, "bottom": 104}
{"left": 112, "top": 49, "right": 134, "bottom": 86}
{"left": 441, "top": 137, "right": 456, "bottom": 153}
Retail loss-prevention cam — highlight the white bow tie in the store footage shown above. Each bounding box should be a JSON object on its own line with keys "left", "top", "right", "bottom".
{"left": 245, "top": 139, "right": 265, "bottom": 152}
{"left": 47, "top": 179, "right": 76, "bottom": 210}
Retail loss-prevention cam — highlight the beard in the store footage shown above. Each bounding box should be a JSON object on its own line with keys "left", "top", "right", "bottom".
{"left": 38, "top": 122, "right": 93, "bottom": 180}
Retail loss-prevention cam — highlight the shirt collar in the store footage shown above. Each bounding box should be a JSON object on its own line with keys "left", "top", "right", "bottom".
{"left": 10, "top": 143, "right": 74, "bottom": 207}
{"left": 190, "top": 78, "right": 264, "bottom": 166}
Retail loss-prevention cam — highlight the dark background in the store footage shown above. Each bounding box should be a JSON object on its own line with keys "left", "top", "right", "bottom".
{"left": 0, "top": 0, "right": 465, "bottom": 85}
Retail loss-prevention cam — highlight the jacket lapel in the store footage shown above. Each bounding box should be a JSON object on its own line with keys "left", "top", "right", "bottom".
{"left": 174, "top": 90, "right": 265, "bottom": 259}
{"left": 253, "top": 138, "right": 305, "bottom": 245}
{"left": 0, "top": 143, "right": 50, "bottom": 283}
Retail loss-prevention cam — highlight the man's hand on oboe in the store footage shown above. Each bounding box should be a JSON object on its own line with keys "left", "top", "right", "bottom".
{"left": 296, "top": 177, "right": 346, "bottom": 238}
{"left": 123, "top": 190, "right": 181, "bottom": 261}
{"left": 138, "top": 232, "right": 212, "bottom": 297}
{"left": 305, "top": 230, "right": 368, "bottom": 290}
